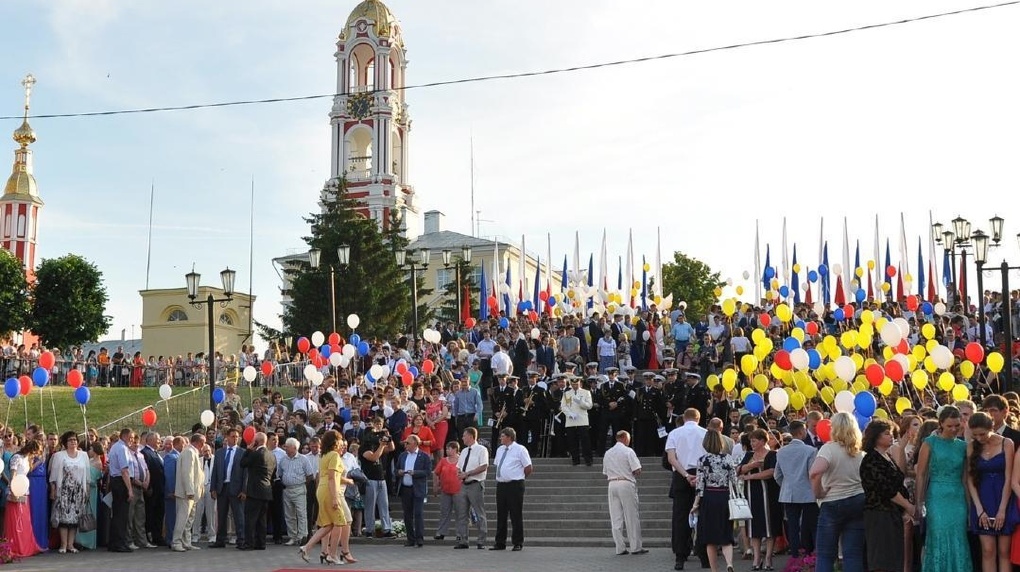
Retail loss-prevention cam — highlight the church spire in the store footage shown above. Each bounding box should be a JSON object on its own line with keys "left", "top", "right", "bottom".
{"left": 3, "top": 74, "right": 42, "bottom": 204}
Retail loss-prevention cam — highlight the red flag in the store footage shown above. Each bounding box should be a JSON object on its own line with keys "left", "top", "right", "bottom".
{"left": 867, "top": 271, "right": 874, "bottom": 301}
{"left": 805, "top": 281, "right": 813, "bottom": 305}
{"left": 927, "top": 260, "right": 937, "bottom": 302}
{"left": 834, "top": 276, "right": 846, "bottom": 307}
{"left": 896, "top": 265, "right": 904, "bottom": 302}
{"left": 461, "top": 285, "right": 471, "bottom": 322}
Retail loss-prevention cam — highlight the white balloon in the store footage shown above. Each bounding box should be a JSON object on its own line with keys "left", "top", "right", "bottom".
{"left": 813, "top": 302, "right": 826, "bottom": 316}
{"left": 9, "top": 474, "right": 28, "bottom": 497}
{"left": 242, "top": 366, "right": 257, "bottom": 382}
{"left": 304, "top": 364, "right": 317, "bottom": 380}
{"left": 0, "top": 456, "right": 4, "bottom": 475}
{"left": 347, "top": 314, "right": 361, "bottom": 329}
{"left": 834, "top": 356, "right": 857, "bottom": 382}
{"left": 311, "top": 331, "right": 325, "bottom": 347}
{"left": 834, "top": 390, "right": 856, "bottom": 414}
{"left": 200, "top": 409, "right": 215, "bottom": 427}
{"left": 158, "top": 383, "right": 173, "bottom": 401}
{"left": 370, "top": 364, "right": 387, "bottom": 380}
{"left": 430, "top": 330, "right": 443, "bottom": 344}
{"left": 339, "top": 355, "right": 350, "bottom": 368}
{"left": 931, "top": 345, "right": 954, "bottom": 369}
{"left": 833, "top": 264, "right": 843, "bottom": 275}
{"left": 726, "top": 278, "right": 734, "bottom": 286}
{"left": 934, "top": 302, "right": 947, "bottom": 316}
{"left": 642, "top": 331, "right": 651, "bottom": 341}
{"left": 742, "top": 270, "right": 751, "bottom": 280}
{"left": 329, "top": 352, "right": 343, "bottom": 367}
{"left": 679, "top": 301, "right": 688, "bottom": 310}
{"left": 498, "top": 283, "right": 510, "bottom": 294}
{"left": 879, "top": 322, "right": 903, "bottom": 347}
{"left": 768, "top": 387, "right": 790, "bottom": 412}
{"left": 312, "top": 371, "right": 324, "bottom": 386}
{"left": 342, "top": 344, "right": 356, "bottom": 358}
{"left": 892, "top": 354, "right": 910, "bottom": 374}
{"left": 894, "top": 317, "right": 911, "bottom": 339}
{"left": 531, "top": 328, "right": 541, "bottom": 340}
{"left": 790, "top": 348, "right": 810, "bottom": 371}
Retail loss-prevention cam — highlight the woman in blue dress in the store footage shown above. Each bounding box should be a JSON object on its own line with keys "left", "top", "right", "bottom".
{"left": 27, "top": 450, "right": 49, "bottom": 550}
{"left": 965, "top": 411, "right": 1018, "bottom": 572}
{"left": 915, "top": 405, "right": 971, "bottom": 572}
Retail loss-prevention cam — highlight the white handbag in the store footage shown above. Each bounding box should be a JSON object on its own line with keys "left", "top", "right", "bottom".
{"left": 728, "top": 479, "right": 752, "bottom": 521}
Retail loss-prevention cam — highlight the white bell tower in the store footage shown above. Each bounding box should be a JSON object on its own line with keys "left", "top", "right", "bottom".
{"left": 328, "top": 0, "right": 419, "bottom": 239}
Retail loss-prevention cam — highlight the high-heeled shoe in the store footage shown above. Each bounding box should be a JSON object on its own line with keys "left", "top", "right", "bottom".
{"left": 341, "top": 551, "right": 358, "bottom": 563}
{"left": 298, "top": 546, "right": 309, "bottom": 563}
{"left": 324, "top": 555, "right": 344, "bottom": 565}
{"left": 319, "top": 552, "right": 329, "bottom": 564}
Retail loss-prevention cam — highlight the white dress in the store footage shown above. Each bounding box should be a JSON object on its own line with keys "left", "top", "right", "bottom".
{"left": 48, "top": 450, "right": 89, "bottom": 526}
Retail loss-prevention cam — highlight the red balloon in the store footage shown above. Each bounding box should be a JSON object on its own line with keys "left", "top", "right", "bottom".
{"left": 886, "top": 265, "right": 897, "bottom": 278}
{"left": 805, "top": 322, "right": 818, "bottom": 336}
{"left": 243, "top": 426, "right": 256, "bottom": 444}
{"left": 464, "top": 317, "right": 476, "bottom": 329}
{"left": 297, "top": 337, "right": 311, "bottom": 354}
{"left": 885, "top": 360, "right": 904, "bottom": 382}
{"left": 906, "top": 295, "right": 919, "bottom": 312}
{"left": 488, "top": 296, "right": 498, "bottom": 307}
{"left": 312, "top": 355, "right": 325, "bottom": 368}
{"left": 421, "top": 359, "right": 435, "bottom": 375}
{"left": 953, "top": 348, "right": 966, "bottom": 360}
{"left": 308, "top": 348, "right": 319, "bottom": 360}
{"left": 529, "top": 311, "right": 538, "bottom": 323}
{"left": 759, "top": 313, "right": 771, "bottom": 328}
{"left": 401, "top": 371, "right": 414, "bottom": 386}
{"left": 19, "top": 376, "right": 31, "bottom": 396}
{"left": 842, "top": 304, "right": 855, "bottom": 318}
{"left": 817, "top": 419, "right": 832, "bottom": 443}
{"left": 260, "top": 361, "right": 274, "bottom": 377}
{"left": 328, "top": 332, "right": 341, "bottom": 346}
{"left": 39, "top": 351, "right": 55, "bottom": 371}
{"left": 141, "top": 409, "right": 158, "bottom": 427}
{"left": 66, "top": 369, "right": 84, "bottom": 389}
{"left": 330, "top": 343, "right": 341, "bottom": 354}
{"left": 965, "top": 342, "right": 985, "bottom": 364}
{"left": 774, "top": 350, "right": 792, "bottom": 370}
{"left": 895, "top": 339, "right": 909, "bottom": 355}
{"left": 396, "top": 362, "right": 408, "bottom": 374}
{"left": 865, "top": 364, "right": 885, "bottom": 386}
{"left": 539, "top": 291, "right": 549, "bottom": 302}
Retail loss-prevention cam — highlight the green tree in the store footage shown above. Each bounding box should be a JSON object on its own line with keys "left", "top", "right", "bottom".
{"left": 31, "top": 254, "right": 111, "bottom": 348}
{"left": 282, "top": 178, "right": 411, "bottom": 340}
{"left": 436, "top": 258, "right": 476, "bottom": 323}
{"left": 0, "top": 249, "right": 30, "bottom": 336}
{"left": 382, "top": 208, "right": 434, "bottom": 335}
{"left": 660, "top": 251, "right": 724, "bottom": 321}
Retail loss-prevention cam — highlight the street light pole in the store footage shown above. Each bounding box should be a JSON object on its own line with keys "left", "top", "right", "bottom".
{"left": 308, "top": 245, "right": 350, "bottom": 333}
{"left": 1002, "top": 259, "right": 1013, "bottom": 392}
{"left": 973, "top": 229, "right": 989, "bottom": 348}
{"left": 442, "top": 246, "right": 473, "bottom": 325}
{"left": 397, "top": 249, "right": 430, "bottom": 348}
{"left": 186, "top": 267, "right": 237, "bottom": 413}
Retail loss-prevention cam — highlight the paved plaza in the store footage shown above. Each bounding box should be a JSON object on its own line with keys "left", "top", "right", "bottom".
{"left": 14, "top": 543, "right": 791, "bottom": 572}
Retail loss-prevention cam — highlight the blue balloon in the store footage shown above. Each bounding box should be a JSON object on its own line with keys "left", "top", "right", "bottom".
{"left": 783, "top": 337, "right": 801, "bottom": 353}
{"left": 499, "top": 317, "right": 510, "bottom": 329}
{"left": 357, "top": 341, "right": 370, "bottom": 356}
{"left": 834, "top": 308, "right": 845, "bottom": 321}
{"left": 779, "top": 285, "right": 790, "bottom": 298}
{"left": 807, "top": 270, "right": 819, "bottom": 283}
{"left": 853, "top": 391, "right": 877, "bottom": 417}
{"left": 4, "top": 378, "right": 17, "bottom": 399}
{"left": 340, "top": 408, "right": 352, "bottom": 423}
{"left": 745, "top": 393, "right": 765, "bottom": 416}
{"left": 517, "top": 301, "right": 527, "bottom": 312}
{"left": 854, "top": 288, "right": 866, "bottom": 303}
{"left": 350, "top": 333, "right": 361, "bottom": 346}
{"left": 855, "top": 411, "right": 871, "bottom": 430}
{"left": 365, "top": 370, "right": 375, "bottom": 383}
{"left": 213, "top": 387, "right": 226, "bottom": 404}
{"left": 32, "top": 366, "right": 49, "bottom": 388}
{"left": 409, "top": 366, "right": 419, "bottom": 377}
{"left": 74, "top": 386, "right": 91, "bottom": 406}
{"left": 795, "top": 320, "right": 806, "bottom": 330}
{"left": 818, "top": 264, "right": 828, "bottom": 276}
{"left": 921, "top": 302, "right": 933, "bottom": 315}
{"left": 547, "top": 297, "right": 556, "bottom": 307}
{"left": 807, "top": 349, "right": 822, "bottom": 370}
{"left": 320, "top": 344, "right": 331, "bottom": 358}
{"left": 764, "top": 267, "right": 776, "bottom": 280}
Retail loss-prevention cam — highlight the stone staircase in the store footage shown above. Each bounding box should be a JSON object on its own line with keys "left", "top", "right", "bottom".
{"left": 367, "top": 455, "right": 674, "bottom": 548}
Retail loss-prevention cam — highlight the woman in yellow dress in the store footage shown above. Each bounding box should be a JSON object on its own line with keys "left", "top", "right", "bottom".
{"left": 298, "top": 430, "right": 356, "bottom": 565}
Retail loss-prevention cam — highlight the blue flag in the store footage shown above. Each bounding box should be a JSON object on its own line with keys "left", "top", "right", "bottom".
{"left": 943, "top": 248, "right": 952, "bottom": 287}
{"left": 822, "top": 242, "right": 831, "bottom": 305}
{"left": 479, "top": 266, "right": 489, "bottom": 321}
{"left": 791, "top": 245, "right": 800, "bottom": 304}
{"left": 917, "top": 238, "right": 925, "bottom": 297}
{"left": 763, "top": 244, "right": 772, "bottom": 294}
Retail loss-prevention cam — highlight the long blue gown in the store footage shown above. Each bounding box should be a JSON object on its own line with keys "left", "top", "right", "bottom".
{"left": 27, "top": 459, "right": 48, "bottom": 551}
{"left": 922, "top": 434, "right": 972, "bottom": 572}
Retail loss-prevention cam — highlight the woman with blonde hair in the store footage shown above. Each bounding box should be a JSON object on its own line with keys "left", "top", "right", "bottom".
{"left": 809, "top": 411, "right": 865, "bottom": 572}
{"left": 915, "top": 405, "right": 971, "bottom": 571}
{"left": 691, "top": 429, "right": 739, "bottom": 572}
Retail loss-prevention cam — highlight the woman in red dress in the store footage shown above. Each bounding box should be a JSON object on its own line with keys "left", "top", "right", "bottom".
{"left": 425, "top": 385, "right": 450, "bottom": 463}
{"left": 4, "top": 440, "right": 44, "bottom": 558}
{"left": 130, "top": 351, "right": 145, "bottom": 387}
{"left": 401, "top": 414, "right": 436, "bottom": 457}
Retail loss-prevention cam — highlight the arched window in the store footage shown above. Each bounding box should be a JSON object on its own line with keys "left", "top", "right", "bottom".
{"left": 166, "top": 309, "right": 188, "bottom": 322}
{"left": 219, "top": 313, "right": 234, "bottom": 326}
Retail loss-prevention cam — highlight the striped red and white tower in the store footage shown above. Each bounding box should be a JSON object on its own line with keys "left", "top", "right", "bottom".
{"left": 1, "top": 74, "right": 43, "bottom": 276}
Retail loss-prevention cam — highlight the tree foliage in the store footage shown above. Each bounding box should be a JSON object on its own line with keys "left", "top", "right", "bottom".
{"left": 661, "top": 251, "right": 724, "bottom": 321}
{"left": 436, "top": 258, "right": 476, "bottom": 323}
{"left": 0, "top": 249, "right": 30, "bottom": 336}
{"left": 31, "top": 254, "right": 111, "bottom": 348}
{"left": 282, "top": 178, "right": 411, "bottom": 340}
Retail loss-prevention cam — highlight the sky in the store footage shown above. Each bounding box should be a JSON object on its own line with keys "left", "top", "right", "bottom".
{"left": 2, "top": 0, "right": 1019, "bottom": 347}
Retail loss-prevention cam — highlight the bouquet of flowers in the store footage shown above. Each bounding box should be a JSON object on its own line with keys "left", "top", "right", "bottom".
{"left": 0, "top": 538, "right": 16, "bottom": 564}
{"left": 783, "top": 552, "right": 818, "bottom": 572}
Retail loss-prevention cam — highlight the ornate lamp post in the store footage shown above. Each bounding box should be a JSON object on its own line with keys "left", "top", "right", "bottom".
{"left": 308, "top": 244, "right": 350, "bottom": 333}
{"left": 442, "top": 246, "right": 472, "bottom": 325}
{"left": 397, "top": 249, "right": 430, "bottom": 347}
{"left": 185, "top": 267, "right": 236, "bottom": 412}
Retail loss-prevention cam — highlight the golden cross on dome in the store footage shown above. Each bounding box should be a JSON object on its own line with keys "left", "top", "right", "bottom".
{"left": 21, "top": 74, "right": 36, "bottom": 119}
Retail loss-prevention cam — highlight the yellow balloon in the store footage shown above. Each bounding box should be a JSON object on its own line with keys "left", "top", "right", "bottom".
{"left": 722, "top": 298, "right": 736, "bottom": 316}
{"left": 765, "top": 291, "right": 774, "bottom": 301}
{"left": 861, "top": 310, "right": 875, "bottom": 324}
{"left": 881, "top": 282, "right": 891, "bottom": 292}
{"left": 791, "top": 327, "right": 805, "bottom": 342}
{"left": 740, "top": 387, "right": 754, "bottom": 401}
{"left": 952, "top": 383, "right": 970, "bottom": 401}
{"left": 607, "top": 303, "right": 618, "bottom": 313}
{"left": 735, "top": 285, "right": 744, "bottom": 296}
{"left": 938, "top": 372, "right": 955, "bottom": 392}
{"left": 752, "top": 329, "right": 766, "bottom": 344}
{"left": 882, "top": 346, "right": 894, "bottom": 361}
{"left": 633, "top": 280, "right": 641, "bottom": 290}
{"left": 851, "top": 353, "right": 865, "bottom": 372}
{"left": 867, "top": 260, "right": 876, "bottom": 270}
{"left": 754, "top": 345, "right": 769, "bottom": 362}
{"left": 800, "top": 380, "right": 818, "bottom": 399}
{"left": 771, "top": 279, "right": 780, "bottom": 290}
{"left": 906, "top": 354, "right": 918, "bottom": 372}
{"left": 752, "top": 374, "right": 769, "bottom": 393}
{"left": 831, "top": 378, "right": 848, "bottom": 393}
{"left": 823, "top": 335, "right": 838, "bottom": 350}
{"left": 855, "top": 267, "right": 864, "bottom": 278}
{"left": 852, "top": 381, "right": 867, "bottom": 393}
{"left": 776, "top": 304, "right": 792, "bottom": 323}
{"left": 783, "top": 371, "right": 796, "bottom": 387}
{"left": 793, "top": 263, "right": 801, "bottom": 274}
{"left": 841, "top": 331, "right": 858, "bottom": 349}
{"left": 631, "top": 288, "right": 639, "bottom": 298}
{"left": 921, "top": 323, "right": 936, "bottom": 340}
{"left": 858, "top": 323, "right": 874, "bottom": 339}
{"left": 742, "top": 355, "right": 760, "bottom": 377}
{"left": 714, "top": 287, "right": 723, "bottom": 298}
{"left": 643, "top": 263, "right": 651, "bottom": 272}
{"left": 911, "top": 345, "right": 927, "bottom": 362}
{"left": 875, "top": 408, "right": 889, "bottom": 420}
{"left": 896, "top": 396, "right": 913, "bottom": 414}
{"left": 988, "top": 352, "right": 1005, "bottom": 373}
{"left": 875, "top": 317, "right": 888, "bottom": 332}
{"left": 706, "top": 374, "right": 720, "bottom": 390}
{"left": 857, "top": 331, "right": 872, "bottom": 350}
{"left": 722, "top": 369, "right": 737, "bottom": 392}
{"left": 879, "top": 378, "right": 894, "bottom": 396}
{"left": 828, "top": 346, "right": 843, "bottom": 361}
{"left": 821, "top": 386, "right": 836, "bottom": 404}
{"left": 925, "top": 339, "right": 939, "bottom": 353}
{"left": 960, "top": 361, "right": 975, "bottom": 379}
{"left": 770, "top": 363, "right": 784, "bottom": 380}
{"left": 567, "top": 290, "right": 576, "bottom": 299}
{"left": 790, "top": 392, "right": 806, "bottom": 410}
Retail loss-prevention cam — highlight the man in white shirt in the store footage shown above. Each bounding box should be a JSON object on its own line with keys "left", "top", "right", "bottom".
{"left": 490, "top": 345, "right": 512, "bottom": 377}
{"left": 561, "top": 375, "right": 593, "bottom": 466}
{"left": 454, "top": 426, "right": 490, "bottom": 550}
{"left": 192, "top": 443, "right": 216, "bottom": 542}
{"left": 603, "top": 431, "right": 645, "bottom": 556}
{"left": 490, "top": 427, "right": 532, "bottom": 552}
{"left": 291, "top": 387, "right": 320, "bottom": 414}
{"left": 664, "top": 408, "right": 709, "bottom": 570}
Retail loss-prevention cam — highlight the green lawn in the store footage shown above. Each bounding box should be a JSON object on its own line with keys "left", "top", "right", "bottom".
{"left": 3, "top": 385, "right": 214, "bottom": 436}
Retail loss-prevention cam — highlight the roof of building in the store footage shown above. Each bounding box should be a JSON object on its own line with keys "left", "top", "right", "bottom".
{"left": 408, "top": 230, "right": 517, "bottom": 253}
{"left": 80, "top": 338, "right": 143, "bottom": 357}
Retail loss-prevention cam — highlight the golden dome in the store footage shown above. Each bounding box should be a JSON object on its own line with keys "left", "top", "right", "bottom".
{"left": 13, "top": 119, "right": 35, "bottom": 148}
{"left": 344, "top": 0, "right": 398, "bottom": 39}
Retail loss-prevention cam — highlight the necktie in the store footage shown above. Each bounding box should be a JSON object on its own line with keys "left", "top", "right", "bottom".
{"left": 225, "top": 447, "right": 234, "bottom": 479}
{"left": 496, "top": 446, "right": 509, "bottom": 480}
{"left": 461, "top": 447, "right": 472, "bottom": 472}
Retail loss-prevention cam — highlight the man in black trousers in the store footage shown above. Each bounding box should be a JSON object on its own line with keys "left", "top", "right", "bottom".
{"left": 239, "top": 431, "right": 276, "bottom": 551}
{"left": 107, "top": 427, "right": 136, "bottom": 552}
{"left": 209, "top": 428, "right": 246, "bottom": 548}
{"left": 140, "top": 431, "right": 166, "bottom": 546}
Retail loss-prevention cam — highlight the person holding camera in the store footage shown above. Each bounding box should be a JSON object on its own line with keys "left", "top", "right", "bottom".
{"left": 358, "top": 415, "right": 395, "bottom": 538}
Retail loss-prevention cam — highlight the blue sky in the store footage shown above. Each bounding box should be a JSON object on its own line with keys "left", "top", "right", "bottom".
{"left": 2, "top": 0, "right": 1019, "bottom": 345}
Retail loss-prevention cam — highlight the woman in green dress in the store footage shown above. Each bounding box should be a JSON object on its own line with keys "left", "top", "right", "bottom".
{"left": 76, "top": 445, "right": 104, "bottom": 550}
{"left": 915, "top": 405, "right": 972, "bottom": 572}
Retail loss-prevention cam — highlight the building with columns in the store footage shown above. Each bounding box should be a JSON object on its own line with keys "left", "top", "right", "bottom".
{"left": 1, "top": 74, "right": 43, "bottom": 277}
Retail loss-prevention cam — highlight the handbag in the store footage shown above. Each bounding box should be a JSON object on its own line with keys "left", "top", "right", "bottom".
{"left": 79, "top": 509, "right": 97, "bottom": 533}
{"left": 727, "top": 479, "right": 752, "bottom": 521}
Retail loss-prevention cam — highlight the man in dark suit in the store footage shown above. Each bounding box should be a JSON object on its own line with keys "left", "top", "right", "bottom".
{"left": 140, "top": 431, "right": 166, "bottom": 546}
{"left": 396, "top": 434, "right": 432, "bottom": 547}
{"left": 239, "top": 431, "right": 276, "bottom": 551}
{"left": 982, "top": 394, "right": 1020, "bottom": 443}
{"left": 209, "top": 428, "right": 246, "bottom": 548}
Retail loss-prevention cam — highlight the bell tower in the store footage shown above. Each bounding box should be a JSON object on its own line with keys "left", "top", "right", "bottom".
{"left": 328, "top": 0, "right": 419, "bottom": 239}
{"left": 1, "top": 74, "right": 44, "bottom": 275}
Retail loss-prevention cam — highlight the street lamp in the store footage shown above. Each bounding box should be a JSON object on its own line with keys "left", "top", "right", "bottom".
{"left": 933, "top": 215, "right": 1004, "bottom": 310}
{"left": 972, "top": 229, "right": 990, "bottom": 348}
{"left": 397, "top": 249, "right": 430, "bottom": 347}
{"left": 185, "top": 266, "right": 237, "bottom": 412}
{"left": 442, "top": 246, "right": 473, "bottom": 325}
{"left": 308, "top": 245, "right": 350, "bottom": 333}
